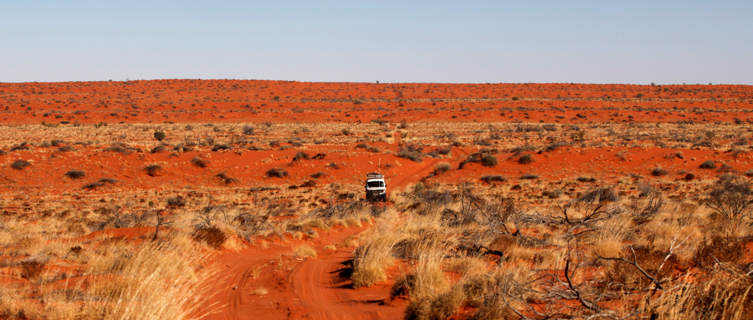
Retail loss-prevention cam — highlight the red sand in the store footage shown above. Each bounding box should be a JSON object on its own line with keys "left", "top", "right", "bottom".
{"left": 1, "top": 80, "right": 752, "bottom": 124}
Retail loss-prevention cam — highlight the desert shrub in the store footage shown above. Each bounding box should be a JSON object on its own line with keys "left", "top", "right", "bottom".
{"left": 83, "top": 178, "right": 117, "bottom": 190}
{"left": 234, "top": 213, "right": 273, "bottom": 236}
{"left": 604, "top": 245, "right": 680, "bottom": 289}
{"left": 266, "top": 168, "right": 288, "bottom": 178}
{"left": 153, "top": 130, "right": 166, "bottom": 141}
{"left": 311, "top": 172, "right": 325, "bottom": 179}
{"left": 458, "top": 152, "right": 497, "bottom": 169}
{"left": 432, "top": 163, "right": 451, "bottom": 175}
{"left": 579, "top": 187, "right": 618, "bottom": 203}
{"left": 645, "top": 264, "right": 753, "bottom": 319}
{"left": 292, "top": 152, "right": 310, "bottom": 162}
{"left": 543, "top": 141, "right": 569, "bottom": 152}
{"left": 398, "top": 144, "right": 424, "bottom": 162}
{"left": 745, "top": 170, "right": 753, "bottom": 178}
{"left": 519, "top": 174, "right": 538, "bottom": 180}
{"left": 151, "top": 145, "right": 168, "bottom": 153}
{"left": 355, "top": 143, "right": 381, "bottom": 152}
{"left": 426, "top": 147, "right": 451, "bottom": 158}
{"left": 216, "top": 172, "right": 238, "bottom": 184}
{"left": 10, "top": 142, "right": 30, "bottom": 151}
{"left": 651, "top": 167, "right": 668, "bottom": 176}
{"left": 191, "top": 157, "right": 208, "bottom": 168}
{"left": 144, "top": 164, "right": 162, "bottom": 177}
{"left": 192, "top": 226, "right": 227, "bottom": 249}
{"left": 65, "top": 170, "right": 85, "bottom": 179}
{"left": 693, "top": 236, "right": 744, "bottom": 268}
{"left": 699, "top": 160, "right": 716, "bottom": 169}
{"left": 212, "top": 144, "right": 231, "bottom": 151}
{"left": 167, "top": 196, "right": 186, "bottom": 208}
{"left": 105, "top": 142, "right": 139, "bottom": 154}
{"left": 242, "top": 125, "right": 254, "bottom": 135}
{"left": 462, "top": 268, "right": 534, "bottom": 319}
{"left": 517, "top": 153, "right": 533, "bottom": 164}
{"left": 10, "top": 160, "right": 30, "bottom": 170}
{"left": 543, "top": 189, "right": 563, "bottom": 198}
{"left": 577, "top": 176, "right": 597, "bottom": 183}
{"left": 480, "top": 154, "right": 497, "bottom": 167}
{"left": 19, "top": 259, "right": 45, "bottom": 279}
{"left": 706, "top": 176, "right": 753, "bottom": 222}
{"left": 480, "top": 175, "right": 506, "bottom": 184}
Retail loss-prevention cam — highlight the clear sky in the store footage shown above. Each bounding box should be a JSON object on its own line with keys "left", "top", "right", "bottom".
{"left": 1, "top": 1, "right": 752, "bottom": 84}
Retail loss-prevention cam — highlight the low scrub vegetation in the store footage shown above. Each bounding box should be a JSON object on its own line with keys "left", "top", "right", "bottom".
{"left": 350, "top": 181, "right": 753, "bottom": 319}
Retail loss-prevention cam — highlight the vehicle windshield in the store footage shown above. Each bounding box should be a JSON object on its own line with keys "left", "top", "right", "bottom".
{"left": 367, "top": 181, "right": 384, "bottom": 188}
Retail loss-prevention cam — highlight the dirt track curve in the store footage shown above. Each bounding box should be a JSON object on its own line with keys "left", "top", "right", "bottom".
{"left": 203, "top": 225, "right": 406, "bottom": 320}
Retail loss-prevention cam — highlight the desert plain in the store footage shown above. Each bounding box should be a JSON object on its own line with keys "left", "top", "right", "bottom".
{"left": 1, "top": 80, "right": 753, "bottom": 319}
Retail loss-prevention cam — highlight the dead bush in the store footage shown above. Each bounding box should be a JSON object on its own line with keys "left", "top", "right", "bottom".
{"left": 706, "top": 175, "right": 753, "bottom": 222}
{"left": 693, "top": 236, "right": 744, "bottom": 268}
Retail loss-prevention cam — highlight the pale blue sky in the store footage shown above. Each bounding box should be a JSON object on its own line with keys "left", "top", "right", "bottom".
{"left": 1, "top": 1, "right": 752, "bottom": 84}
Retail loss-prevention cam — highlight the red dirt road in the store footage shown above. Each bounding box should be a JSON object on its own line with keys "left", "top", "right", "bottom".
{"left": 204, "top": 226, "right": 405, "bottom": 320}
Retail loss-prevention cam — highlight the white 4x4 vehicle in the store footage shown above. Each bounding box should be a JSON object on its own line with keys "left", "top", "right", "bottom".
{"left": 365, "top": 173, "right": 387, "bottom": 202}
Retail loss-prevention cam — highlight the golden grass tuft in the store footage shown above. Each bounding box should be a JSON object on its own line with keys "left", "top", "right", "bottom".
{"left": 294, "top": 245, "right": 317, "bottom": 259}
{"left": 351, "top": 235, "right": 396, "bottom": 288}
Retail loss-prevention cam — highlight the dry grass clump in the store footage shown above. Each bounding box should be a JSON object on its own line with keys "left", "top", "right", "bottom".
{"left": 85, "top": 242, "right": 215, "bottom": 319}
{"left": 644, "top": 264, "right": 753, "bottom": 319}
{"left": 591, "top": 216, "right": 630, "bottom": 258}
{"left": 294, "top": 245, "right": 317, "bottom": 259}
{"left": 0, "top": 237, "right": 216, "bottom": 320}
{"left": 351, "top": 233, "right": 398, "bottom": 288}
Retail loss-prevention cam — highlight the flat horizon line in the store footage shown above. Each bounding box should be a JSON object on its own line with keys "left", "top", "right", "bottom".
{"left": 1, "top": 78, "right": 751, "bottom": 87}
